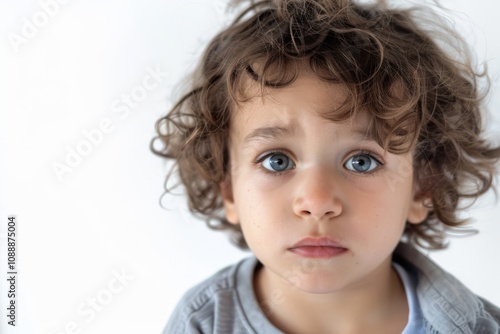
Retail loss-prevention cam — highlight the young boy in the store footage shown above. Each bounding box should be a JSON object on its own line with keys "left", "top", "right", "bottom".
{"left": 153, "top": 0, "right": 500, "bottom": 332}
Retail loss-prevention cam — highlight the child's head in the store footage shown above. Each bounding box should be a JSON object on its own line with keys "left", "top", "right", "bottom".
{"left": 152, "top": 0, "right": 500, "bottom": 251}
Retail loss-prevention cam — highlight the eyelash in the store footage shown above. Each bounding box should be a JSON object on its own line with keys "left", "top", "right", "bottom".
{"left": 255, "top": 150, "right": 295, "bottom": 176}
{"left": 255, "top": 149, "right": 385, "bottom": 176}
{"left": 345, "top": 150, "right": 385, "bottom": 177}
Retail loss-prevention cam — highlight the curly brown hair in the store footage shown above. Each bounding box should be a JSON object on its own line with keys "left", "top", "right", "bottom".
{"left": 151, "top": 0, "right": 500, "bottom": 250}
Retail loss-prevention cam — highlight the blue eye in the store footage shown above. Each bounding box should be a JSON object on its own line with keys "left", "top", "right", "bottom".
{"left": 344, "top": 154, "right": 380, "bottom": 173}
{"left": 261, "top": 153, "right": 295, "bottom": 172}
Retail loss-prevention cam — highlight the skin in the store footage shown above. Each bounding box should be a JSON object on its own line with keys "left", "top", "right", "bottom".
{"left": 220, "top": 67, "right": 429, "bottom": 333}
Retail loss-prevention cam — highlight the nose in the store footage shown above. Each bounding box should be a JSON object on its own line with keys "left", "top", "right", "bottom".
{"left": 292, "top": 168, "right": 343, "bottom": 220}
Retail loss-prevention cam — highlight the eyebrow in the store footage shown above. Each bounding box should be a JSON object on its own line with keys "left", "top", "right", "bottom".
{"left": 243, "top": 125, "right": 295, "bottom": 148}
{"left": 242, "top": 123, "right": 377, "bottom": 148}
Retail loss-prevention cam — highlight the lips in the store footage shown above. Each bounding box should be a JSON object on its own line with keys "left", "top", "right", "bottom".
{"left": 288, "top": 237, "right": 347, "bottom": 259}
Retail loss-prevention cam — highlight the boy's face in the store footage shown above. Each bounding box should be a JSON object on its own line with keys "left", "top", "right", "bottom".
{"left": 220, "top": 69, "right": 429, "bottom": 294}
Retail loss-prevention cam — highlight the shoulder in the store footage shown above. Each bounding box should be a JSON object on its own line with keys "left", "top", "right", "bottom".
{"left": 163, "top": 256, "right": 261, "bottom": 334}
{"left": 393, "top": 243, "right": 500, "bottom": 333}
{"left": 478, "top": 296, "right": 500, "bottom": 330}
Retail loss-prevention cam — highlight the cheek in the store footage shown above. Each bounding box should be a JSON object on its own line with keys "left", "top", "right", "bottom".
{"left": 235, "top": 184, "right": 266, "bottom": 225}
{"left": 347, "top": 186, "right": 410, "bottom": 235}
{"left": 236, "top": 186, "right": 288, "bottom": 241}
{"left": 240, "top": 193, "right": 283, "bottom": 229}
{"left": 238, "top": 173, "right": 289, "bottom": 205}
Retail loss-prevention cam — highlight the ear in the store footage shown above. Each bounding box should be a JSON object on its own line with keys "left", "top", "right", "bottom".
{"left": 407, "top": 190, "right": 431, "bottom": 225}
{"left": 219, "top": 175, "right": 239, "bottom": 225}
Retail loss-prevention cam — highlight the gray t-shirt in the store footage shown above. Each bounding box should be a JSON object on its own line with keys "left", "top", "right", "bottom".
{"left": 163, "top": 256, "right": 423, "bottom": 333}
{"left": 164, "top": 257, "right": 280, "bottom": 333}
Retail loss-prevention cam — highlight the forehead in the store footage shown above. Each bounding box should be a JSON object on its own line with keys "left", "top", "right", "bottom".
{"left": 237, "top": 65, "right": 345, "bottom": 112}
{"left": 230, "top": 69, "right": 372, "bottom": 139}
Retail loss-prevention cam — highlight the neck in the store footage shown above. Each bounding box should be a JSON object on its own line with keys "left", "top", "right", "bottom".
{"left": 253, "top": 259, "right": 409, "bottom": 334}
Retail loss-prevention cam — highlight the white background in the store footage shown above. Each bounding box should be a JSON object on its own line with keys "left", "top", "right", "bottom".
{"left": 0, "top": 0, "right": 499, "bottom": 333}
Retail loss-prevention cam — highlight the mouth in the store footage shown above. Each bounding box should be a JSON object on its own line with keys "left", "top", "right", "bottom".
{"left": 288, "top": 237, "right": 348, "bottom": 259}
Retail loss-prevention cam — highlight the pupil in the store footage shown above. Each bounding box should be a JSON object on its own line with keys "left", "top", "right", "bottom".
{"left": 353, "top": 155, "right": 370, "bottom": 172}
{"left": 270, "top": 154, "right": 287, "bottom": 171}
